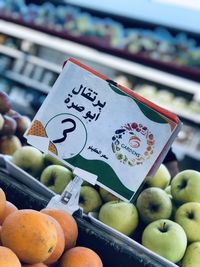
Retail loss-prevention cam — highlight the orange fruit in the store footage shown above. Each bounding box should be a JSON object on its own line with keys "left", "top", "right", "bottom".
{"left": 0, "top": 188, "right": 6, "bottom": 218}
{"left": 0, "top": 225, "right": 2, "bottom": 245}
{"left": 1, "top": 209, "right": 57, "bottom": 264}
{"left": 0, "top": 200, "right": 18, "bottom": 225}
{"left": 40, "top": 208, "right": 78, "bottom": 250}
{"left": 44, "top": 217, "right": 65, "bottom": 265}
{"left": 60, "top": 246, "right": 103, "bottom": 267}
{"left": 0, "top": 246, "right": 21, "bottom": 267}
{"left": 22, "top": 264, "right": 48, "bottom": 267}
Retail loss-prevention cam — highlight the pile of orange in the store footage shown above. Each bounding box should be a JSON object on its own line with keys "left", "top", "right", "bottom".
{"left": 0, "top": 188, "right": 103, "bottom": 267}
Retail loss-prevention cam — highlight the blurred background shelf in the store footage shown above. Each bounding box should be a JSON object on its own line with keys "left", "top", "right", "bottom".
{"left": 0, "top": 1, "right": 199, "bottom": 171}
{"left": 2, "top": 0, "right": 200, "bottom": 81}
{"left": 0, "top": 43, "right": 23, "bottom": 58}
{"left": 1, "top": 19, "right": 200, "bottom": 86}
{"left": 3, "top": 71, "right": 51, "bottom": 93}
{"left": 66, "top": 0, "right": 200, "bottom": 34}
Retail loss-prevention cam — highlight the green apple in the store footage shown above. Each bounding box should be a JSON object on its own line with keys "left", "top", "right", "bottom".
{"left": 40, "top": 165, "right": 73, "bottom": 194}
{"left": 145, "top": 164, "right": 171, "bottom": 189}
{"left": 175, "top": 202, "right": 200, "bottom": 242}
{"left": 182, "top": 242, "right": 200, "bottom": 267}
{"left": 171, "top": 170, "right": 200, "bottom": 204}
{"left": 164, "top": 190, "right": 178, "bottom": 220}
{"left": 43, "top": 153, "right": 65, "bottom": 167}
{"left": 136, "top": 187, "right": 172, "bottom": 224}
{"left": 172, "top": 97, "right": 187, "bottom": 110}
{"left": 98, "top": 200, "right": 138, "bottom": 236}
{"left": 189, "top": 101, "right": 200, "bottom": 114}
{"left": 156, "top": 90, "right": 174, "bottom": 104}
{"left": 12, "top": 145, "right": 44, "bottom": 178}
{"left": 142, "top": 219, "right": 187, "bottom": 263}
{"left": 164, "top": 185, "right": 171, "bottom": 195}
{"left": 79, "top": 185, "right": 102, "bottom": 214}
{"left": 99, "top": 187, "right": 119, "bottom": 202}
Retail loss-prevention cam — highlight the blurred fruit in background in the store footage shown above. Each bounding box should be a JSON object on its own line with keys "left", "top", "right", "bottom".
{"left": 0, "top": 91, "right": 32, "bottom": 155}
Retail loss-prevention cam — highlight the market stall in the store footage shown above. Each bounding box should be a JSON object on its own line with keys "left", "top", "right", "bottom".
{"left": 0, "top": 1, "right": 200, "bottom": 267}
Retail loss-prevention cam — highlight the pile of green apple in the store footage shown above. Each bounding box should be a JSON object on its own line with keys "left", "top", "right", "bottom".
{"left": 11, "top": 146, "right": 74, "bottom": 195}
{"left": 10, "top": 145, "right": 102, "bottom": 211}
{"left": 95, "top": 165, "right": 200, "bottom": 267}
{"left": 9, "top": 145, "right": 200, "bottom": 266}
{"left": 0, "top": 91, "right": 31, "bottom": 155}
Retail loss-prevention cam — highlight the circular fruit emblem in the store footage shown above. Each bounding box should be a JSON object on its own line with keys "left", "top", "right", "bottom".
{"left": 111, "top": 122, "right": 155, "bottom": 166}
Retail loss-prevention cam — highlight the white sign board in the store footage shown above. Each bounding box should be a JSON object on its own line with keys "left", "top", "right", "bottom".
{"left": 25, "top": 58, "right": 182, "bottom": 201}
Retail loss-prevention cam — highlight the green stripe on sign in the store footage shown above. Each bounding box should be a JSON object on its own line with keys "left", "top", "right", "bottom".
{"left": 108, "top": 83, "right": 167, "bottom": 124}
{"left": 65, "top": 155, "right": 134, "bottom": 200}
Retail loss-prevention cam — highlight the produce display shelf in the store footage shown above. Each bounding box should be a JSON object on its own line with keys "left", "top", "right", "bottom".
{"left": 173, "top": 130, "right": 200, "bottom": 161}
{"left": 1, "top": 11, "right": 200, "bottom": 82}
{"left": 3, "top": 71, "right": 51, "bottom": 94}
{"left": 0, "top": 19, "right": 200, "bottom": 96}
{"left": 27, "top": 55, "right": 61, "bottom": 74}
{"left": 0, "top": 166, "right": 174, "bottom": 267}
{"left": 151, "top": 101, "right": 200, "bottom": 125}
{"left": 67, "top": 0, "right": 200, "bottom": 34}
{"left": 168, "top": 110, "right": 200, "bottom": 125}
{"left": 0, "top": 45, "right": 62, "bottom": 74}
{"left": 173, "top": 144, "right": 200, "bottom": 161}
{"left": 0, "top": 43, "right": 23, "bottom": 58}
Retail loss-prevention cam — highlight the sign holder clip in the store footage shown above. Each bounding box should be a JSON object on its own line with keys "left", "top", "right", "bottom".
{"left": 47, "top": 175, "right": 83, "bottom": 215}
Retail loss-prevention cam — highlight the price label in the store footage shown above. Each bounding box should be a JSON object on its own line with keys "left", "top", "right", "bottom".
{"left": 25, "top": 58, "right": 181, "bottom": 201}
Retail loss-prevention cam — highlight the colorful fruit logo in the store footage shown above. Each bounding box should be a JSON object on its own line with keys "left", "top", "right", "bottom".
{"left": 111, "top": 122, "right": 155, "bottom": 166}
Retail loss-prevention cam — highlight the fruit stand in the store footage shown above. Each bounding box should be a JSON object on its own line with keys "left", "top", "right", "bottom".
{"left": 0, "top": 54, "right": 200, "bottom": 267}
{"left": 0, "top": 3, "right": 200, "bottom": 264}
{"left": 0, "top": 166, "right": 175, "bottom": 267}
